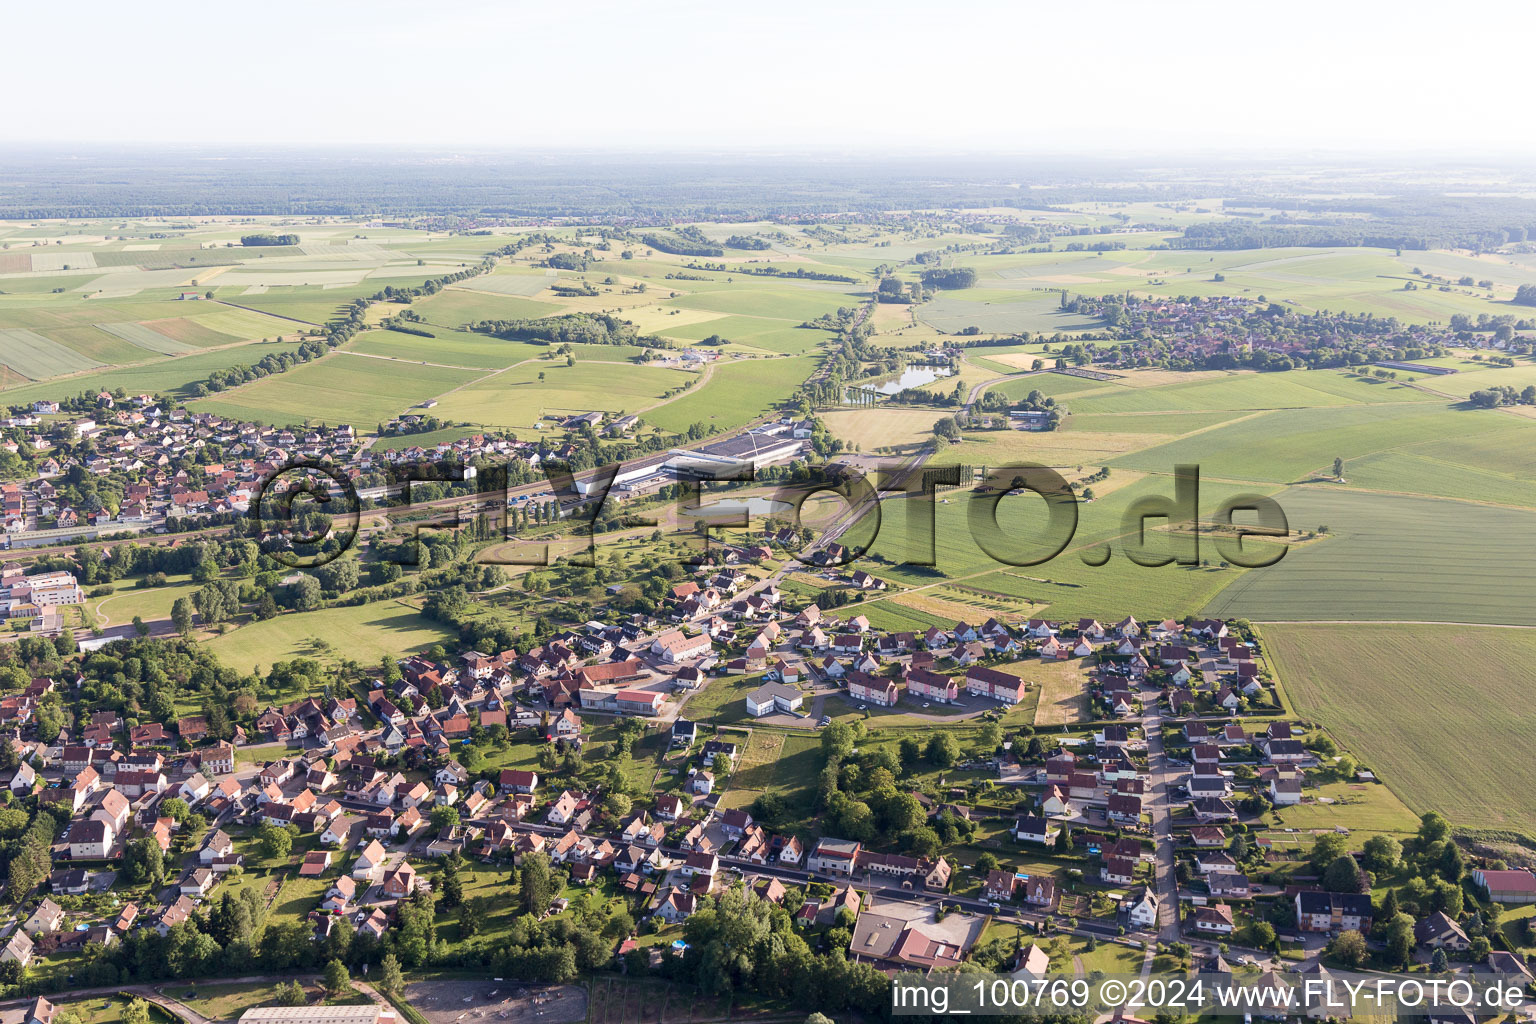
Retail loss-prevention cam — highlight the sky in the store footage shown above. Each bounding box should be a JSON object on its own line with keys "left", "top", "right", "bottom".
{"left": 6, "top": 0, "right": 1534, "bottom": 155}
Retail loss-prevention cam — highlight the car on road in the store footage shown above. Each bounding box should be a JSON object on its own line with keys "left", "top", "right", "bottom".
{"left": 922, "top": 703, "right": 930, "bottom": 708}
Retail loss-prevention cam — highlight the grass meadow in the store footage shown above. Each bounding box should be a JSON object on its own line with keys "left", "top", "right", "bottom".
{"left": 206, "top": 599, "right": 456, "bottom": 673}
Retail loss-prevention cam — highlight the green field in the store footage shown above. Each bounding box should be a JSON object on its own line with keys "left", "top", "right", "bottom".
{"left": 945, "top": 246, "right": 1515, "bottom": 322}
{"left": 641, "top": 354, "right": 818, "bottom": 434}
{"left": 1264, "top": 622, "right": 1536, "bottom": 832}
{"left": 1064, "top": 410, "right": 1246, "bottom": 434}
{"left": 1204, "top": 486, "right": 1536, "bottom": 624}
{"left": 1067, "top": 369, "right": 1430, "bottom": 415}
{"left": 96, "top": 321, "right": 197, "bottom": 355}
{"left": 664, "top": 284, "right": 866, "bottom": 322}
{"left": 0, "top": 338, "right": 307, "bottom": 405}
{"left": 413, "top": 287, "right": 563, "bottom": 326}
{"left": 991, "top": 372, "right": 1112, "bottom": 401}
{"left": 921, "top": 289, "right": 1106, "bottom": 334}
{"left": 657, "top": 314, "right": 835, "bottom": 355}
{"left": 1112, "top": 401, "right": 1504, "bottom": 484}
{"left": 190, "top": 352, "right": 482, "bottom": 427}
{"left": 348, "top": 325, "right": 546, "bottom": 370}
{"left": 85, "top": 575, "right": 202, "bottom": 629}
{"left": 206, "top": 599, "right": 457, "bottom": 673}
{"left": 432, "top": 358, "right": 697, "bottom": 428}
{"left": 456, "top": 266, "right": 559, "bottom": 296}
{"left": 0, "top": 327, "right": 104, "bottom": 378}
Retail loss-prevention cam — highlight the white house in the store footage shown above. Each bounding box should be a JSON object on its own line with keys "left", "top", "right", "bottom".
{"left": 1124, "top": 887, "right": 1159, "bottom": 928}
{"left": 745, "top": 682, "right": 803, "bottom": 717}
{"left": 352, "top": 840, "right": 388, "bottom": 882}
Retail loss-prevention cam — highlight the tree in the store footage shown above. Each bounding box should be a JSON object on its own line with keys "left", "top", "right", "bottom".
{"left": 902, "top": 826, "right": 941, "bottom": 859}
{"left": 257, "top": 822, "right": 294, "bottom": 859}
{"left": 1418, "top": 811, "right": 1452, "bottom": 845}
{"left": 378, "top": 952, "right": 404, "bottom": 992}
{"left": 520, "top": 852, "right": 555, "bottom": 914}
{"left": 1333, "top": 456, "right": 1345, "bottom": 479}
{"left": 439, "top": 869, "right": 463, "bottom": 909}
{"left": 124, "top": 1000, "right": 153, "bottom": 1024}
{"left": 429, "top": 805, "right": 460, "bottom": 830}
{"left": 292, "top": 575, "right": 323, "bottom": 611}
{"left": 122, "top": 836, "right": 165, "bottom": 888}
{"left": 821, "top": 721, "right": 857, "bottom": 761}
{"left": 1309, "top": 832, "right": 1350, "bottom": 873}
{"left": 323, "top": 958, "right": 350, "bottom": 995}
{"left": 974, "top": 853, "right": 1000, "bottom": 875}
{"left": 277, "top": 980, "right": 307, "bottom": 1006}
{"left": 1431, "top": 948, "right": 1449, "bottom": 972}
{"left": 1054, "top": 824, "right": 1072, "bottom": 854}
{"left": 925, "top": 732, "right": 960, "bottom": 767}
{"left": 1248, "top": 921, "right": 1277, "bottom": 949}
{"left": 1329, "top": 929, "right": 1368, "bottom": 968}
{"left": 1324, "top": 854, "right": 1366, "bottom": 893}
{"left": 132, "top": 615, "right": 149, "bottom": 637}
{"left": 1385, "top": 913, "right": 1416, "bottom": 968}
{"left": 1361, "top": 835, "right": 1402, "bottom": 873}
{"left": 171, "top": 597, "right": 194, "bottom": 637}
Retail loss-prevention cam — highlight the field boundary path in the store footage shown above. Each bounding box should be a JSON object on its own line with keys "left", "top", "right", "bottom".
{"left": 212, "top": 298, "right": 322, "bottom": 327}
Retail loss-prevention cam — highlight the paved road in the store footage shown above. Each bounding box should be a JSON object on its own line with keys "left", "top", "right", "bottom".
{"left": 1141, "top": 702, "right": 1181, "bottom": 940}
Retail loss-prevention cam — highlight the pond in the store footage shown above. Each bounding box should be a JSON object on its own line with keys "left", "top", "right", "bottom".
{"left": 846, "top": 363, "right": 954, "bottom": 399}
{"left": 680, "top": 496, "right": 793, "bottom": 518}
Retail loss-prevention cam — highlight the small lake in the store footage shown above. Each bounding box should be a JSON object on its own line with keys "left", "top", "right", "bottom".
{"left": 846, "top": 364, "right": 953, "bottom": 399}
{"left": 681, "top": 496, "right": 792, "bottom": 518}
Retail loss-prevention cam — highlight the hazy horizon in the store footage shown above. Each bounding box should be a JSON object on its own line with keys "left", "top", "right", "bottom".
{"left": 8, "top": 0, "right": 1535, "bottom": 155}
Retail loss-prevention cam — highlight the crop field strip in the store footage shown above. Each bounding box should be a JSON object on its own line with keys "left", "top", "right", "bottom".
{"left": 96, "top": 321, "right": 197, "bottom": 355}
{"left": 456, "top": 269, "right": 558, "bottom": 296}
{"left": 33, "top": 326, "right": 152, "bottom": 366}
{"left": 0, "top": 327, "right": 104, "bottom": 379}
{"left": 0, "top": 339, "right": 308, "bottom": 407}
{"left": 139, "top": 316, "right": 249, "bottom": 347}
{"left": 1263, "top": 622, "right": 1536, "bottom": 831}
